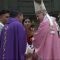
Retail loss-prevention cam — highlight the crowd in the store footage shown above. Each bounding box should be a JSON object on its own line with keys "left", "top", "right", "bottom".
{"left": 0, "top": 9, "right": 38, "bottom": 60}
{"left": 0, "top": 1, "right": 60, "bottom": 60}
{"left": 0, "top": 9, "right": 60, "bottom": 60}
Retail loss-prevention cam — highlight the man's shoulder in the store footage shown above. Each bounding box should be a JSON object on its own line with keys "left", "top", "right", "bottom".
{"left": 12, "top": 21, "right": 20, "bottom": 25}
{"left": 11, "top": 21, "right": 24, "bottom": 28}
{"left": 14, "top": 21, "right": 22, "bottom": 25}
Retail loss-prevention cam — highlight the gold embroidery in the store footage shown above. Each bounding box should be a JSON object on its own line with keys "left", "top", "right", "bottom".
{"left": 2, "top": 26, "right": 8, "bottom": 60}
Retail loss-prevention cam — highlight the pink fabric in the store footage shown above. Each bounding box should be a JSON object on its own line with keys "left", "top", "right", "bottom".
{"left": 33, "top": 16, "right": 60, "bottom": 60}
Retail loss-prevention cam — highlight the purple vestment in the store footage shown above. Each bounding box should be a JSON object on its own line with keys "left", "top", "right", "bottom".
{"left": 0, "top": 18, "right": 27, "bottom": 60}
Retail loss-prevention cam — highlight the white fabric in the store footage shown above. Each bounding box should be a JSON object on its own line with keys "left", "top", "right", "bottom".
{"left": 51, "top": 16, "right": 59, "bottom": 31}
{"left": 34, "top": 0, "right": 41, "bottom": 13}
{"left": 0, "top": 22, "right": 4, "bottom": 34}
{"left": 46, "top": 14, "right": 54, "bottom": 26}
{"left": 25, "top": 43, "right": 34, "bottom": 54}
{"left": 0, "top": 22, "right": 4, "bottom": 27}
{"left": 40, "top": 0, "right": 46, "bottom": 11}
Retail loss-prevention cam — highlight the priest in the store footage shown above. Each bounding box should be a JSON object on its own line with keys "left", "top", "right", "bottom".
{"left": 0, "top": 11, "right": 27, "bottom": 60}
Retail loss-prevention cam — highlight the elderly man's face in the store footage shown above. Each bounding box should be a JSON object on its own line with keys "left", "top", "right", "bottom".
{"left": 36, "top": 12, "right": 44, "bottom": 21}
